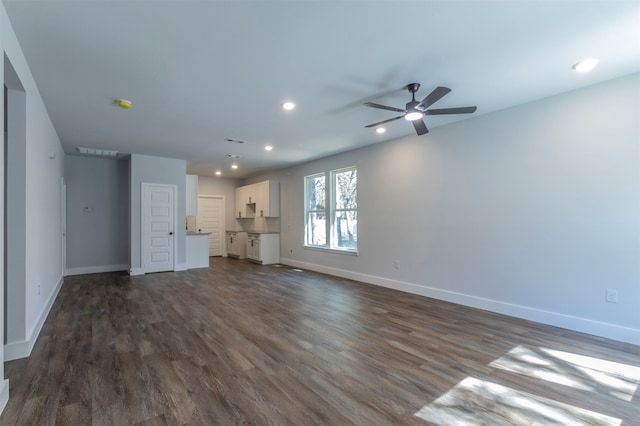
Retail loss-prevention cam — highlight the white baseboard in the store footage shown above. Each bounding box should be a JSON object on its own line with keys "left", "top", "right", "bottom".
{"left": 0, "top": 379, "right": 9, "bottom": 416}
{"left": 279, "top": 258, "right": 640, "bottom": 346}
{"left": 129, "top": 267, "right": 144, "bottom": 276}
{"left": 175, "top": 263, "right": 188, "bottom": 272}
{"left": 4, "top": 275, "right": 64, "bottom": 361}
{"left": 65, "top": 264, "right": 129, "bottom": 276}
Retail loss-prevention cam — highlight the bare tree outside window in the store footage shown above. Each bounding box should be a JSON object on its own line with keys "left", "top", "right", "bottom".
{"left": 305, "top": 174, "right": 326, "bottom": 246}
{"left": 333, "top": 168, "right": 357, "bottom": 250}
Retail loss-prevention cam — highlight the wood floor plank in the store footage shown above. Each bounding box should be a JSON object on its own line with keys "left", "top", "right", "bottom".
{"left": 2, "top": 258, "right": 639, "bottom": 425}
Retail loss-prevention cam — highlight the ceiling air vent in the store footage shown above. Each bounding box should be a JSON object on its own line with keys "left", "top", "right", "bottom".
{"left": 224, "top": 137, "right": 245, "bottom": 144}
{"left": 76, "top": 146, "right": 119, "bottom": 157}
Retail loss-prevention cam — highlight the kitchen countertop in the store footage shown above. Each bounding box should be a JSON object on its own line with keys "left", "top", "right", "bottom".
{"left": 186, "top": 231, "right": 211, "bottom": 235}
{"left": 226, "top": 230, "right": 279, "bottom": 234}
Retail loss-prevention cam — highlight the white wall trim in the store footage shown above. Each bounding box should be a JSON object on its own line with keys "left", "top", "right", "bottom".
{"left": 65, "top": 264, "right": 129, "bottom": 276}
{"left": 175, "top": 263, "right": 188, "bottom": 271}
{"left": 280, "top": 258, "right": 640, "bottom": 346}
{"left": 0, "top": 379, "right": 9, "bottom": 415}
{"left": 4, "top": 275, "right": 64, "bottom": 361}
{"left": 129, "top": 267, "right": 144, "bottom": 276}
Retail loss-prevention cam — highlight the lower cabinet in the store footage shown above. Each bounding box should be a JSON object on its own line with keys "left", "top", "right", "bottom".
{"left": 226, "top": 231, "right": 247, "bottom": 259}
{"left": 247, "top": 233, "right": 280, "bottom": 265}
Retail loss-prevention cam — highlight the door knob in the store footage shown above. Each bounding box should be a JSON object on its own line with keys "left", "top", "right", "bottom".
{"left": 169, "top": 232, "right": 173, "bottom": 235}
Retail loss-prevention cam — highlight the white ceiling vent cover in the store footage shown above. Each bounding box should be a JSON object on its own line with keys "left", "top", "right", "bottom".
{"left": 76, "top": 146, "right": 119, "bottom": 157}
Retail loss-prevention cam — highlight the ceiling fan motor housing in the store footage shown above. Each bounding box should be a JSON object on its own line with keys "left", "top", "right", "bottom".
{"left": 406, "top": 83, "right": 420, "bottom": 94}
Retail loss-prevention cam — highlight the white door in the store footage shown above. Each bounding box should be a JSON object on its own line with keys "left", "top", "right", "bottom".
{"left": 197, "top": 196, "right": 224, "bottom": 256}
{"left": 142, "top": 183, "right": 176, "bottom": 273}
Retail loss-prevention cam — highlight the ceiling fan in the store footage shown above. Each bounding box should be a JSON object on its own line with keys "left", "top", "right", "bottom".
{"left": 363, "top": 83, "right": 477, "bottom": 135}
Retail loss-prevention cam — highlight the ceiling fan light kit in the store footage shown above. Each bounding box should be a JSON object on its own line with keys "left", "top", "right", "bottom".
{"left": 405, "top": 111, "right": 423, "bottom": 121}
{"left": 364, "top": 83, "right": 477, "bottom": 135}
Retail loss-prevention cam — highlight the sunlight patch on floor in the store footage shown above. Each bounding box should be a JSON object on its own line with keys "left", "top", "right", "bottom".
{"left": 414, "top": 377, "right": 622, "bottom": 426}
{"left": 489, "top": 345, "right": 640, "bottom": 401}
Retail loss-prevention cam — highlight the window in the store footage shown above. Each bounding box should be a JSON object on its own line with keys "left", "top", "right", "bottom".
{"left": 304, "top": 167, "right": 357, "bottom": 253}
{"left": 305, "top": 173, "right": 326, "bottom": 247}
{"left": 332, "top": 168, "right": 357, "bottom": 250}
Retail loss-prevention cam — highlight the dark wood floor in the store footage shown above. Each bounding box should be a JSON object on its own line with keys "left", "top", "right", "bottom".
{"left": 2, "top": 257, "right": 639, "bottom": 425}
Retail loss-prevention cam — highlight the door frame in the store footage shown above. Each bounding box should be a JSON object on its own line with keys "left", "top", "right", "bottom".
{"left": 141, "top": 183, "right": 177, "bottom": 274}
{"left": 197, "top": 194, "right": 225, "bottom": 257}
{"left": 61, "top": 178, "right": 66, "bottom": 276}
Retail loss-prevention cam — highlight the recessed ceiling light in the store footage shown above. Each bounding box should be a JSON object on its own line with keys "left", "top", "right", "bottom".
{"left": 231, "top": 164, "right": 238, "bottom": 169}
{"left": 281, "top": 101, "right": 296, "bottom": 111}
{"left": 572, "top": 58, "right": 599, "bottom": 73}
{"left": 375, "top": 127, "right": 386, "bottom": 134}
{"left": 265, "top": 145, "right": 273, "bottom": 151}
{"left": 215, "top": 170, "right": 222, "bottom": 176}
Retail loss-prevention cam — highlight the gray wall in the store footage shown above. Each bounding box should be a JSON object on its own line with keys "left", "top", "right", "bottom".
{"left": 5, "top": 66, "right": 26, "bottom": 344}
{"left": 197, "top": 175, "right": 241, "bottom": 231}
{"left": 130, "top": 154, "right": 187, "bottom": 272}
{"left": 252, "top": 73, "right": 640, "bottom": 344}
{"left": 65, "top": 155, "right": 129, "bottom": 273}
{"left": 2, "top": 0, "right": 66, "bottom": 369}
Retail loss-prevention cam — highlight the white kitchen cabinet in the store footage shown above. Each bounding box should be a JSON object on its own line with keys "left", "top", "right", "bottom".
{"left": 247, "top": 233, "right": 280, "bottom": 264}
{"left": 235, "top": 186, "right": 249, "bottom": 218}
{"left": 235, "top": 180, "right": 280, "bottom": 219}
{"left": 186, "top": 174, "right": 198, "bottom": 216}
{"left": 255, "top": 180, "right": 280, "bottom": 218}
{"left": 226, "top": 231, "right": 247, "bottom": 259}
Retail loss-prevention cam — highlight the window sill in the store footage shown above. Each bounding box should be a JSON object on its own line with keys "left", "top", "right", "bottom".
{"left": 303, "top": 245, "right": 359, "bottom": 256}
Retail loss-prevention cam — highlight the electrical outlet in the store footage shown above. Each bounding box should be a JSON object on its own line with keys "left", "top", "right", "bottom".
{"left": 394, "top": 260, "right": 400, "bottom": 269}
{"left": 606, "top": 289, "right": 618, "bottom": 303}
{"left": 38, "top": 285, "right": 41, "bottom": 296}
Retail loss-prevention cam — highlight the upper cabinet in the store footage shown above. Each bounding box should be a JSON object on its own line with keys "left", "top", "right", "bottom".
{"left": 255, "top": 180, "right": 280, "bottom": 218}
{"left": 186, "top": 174, "right": 198, "bottom": 216}
{"left": 235, "top": 185, "right": 251, "bottom": 218}
{"left": 235, "top": 180, "right": 280, "bottom": 218}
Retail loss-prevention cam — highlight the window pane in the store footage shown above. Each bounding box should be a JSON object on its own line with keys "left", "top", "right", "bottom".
{"left": 333, "top": 210, "right": 357, "bottom": 249}
{"left": 306, "top": 212, "right": 326, "bottom": 246}
{"left": 307, "top": 175, "right": 325, "bottom": 211}
{"left": 335, "top": 169, "right": 357, "bottom": 210}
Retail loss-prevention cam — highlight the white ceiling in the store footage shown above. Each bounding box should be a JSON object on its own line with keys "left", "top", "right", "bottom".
{"left": 4, "top": 0, "right": 640, "bottom": 178}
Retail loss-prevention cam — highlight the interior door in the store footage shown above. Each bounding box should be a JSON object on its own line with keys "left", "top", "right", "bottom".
{"left": 142, "top": 183, "right": 175, "bottom": 273}
{"left": 197, "top": 195, "right": 224, "bottom": 256}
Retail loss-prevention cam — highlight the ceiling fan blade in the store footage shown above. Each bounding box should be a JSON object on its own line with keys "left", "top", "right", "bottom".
{"left": 417, "top": 86, "right": 451, "bottom": 110}
{"left": 425, "top": 106, "right": 477, "bottom": 115}
{"left": 363, "top": 102, "right": 405, "bottom": 113}
{"left": 412, "top": 119, "right": 429, "bottom": 135}
{"left": 364, "top": 115, "right": 404, "bottom": 128}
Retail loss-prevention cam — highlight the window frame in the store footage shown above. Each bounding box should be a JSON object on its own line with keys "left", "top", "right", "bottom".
{"left": 304, "top": 167, "right": 358, "bottom": 255}
{"left": 304, "top": 173, "right": 328, "bottom": 248}
{"left": 330, "top": 167, "right": 357, "bottom": 252}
